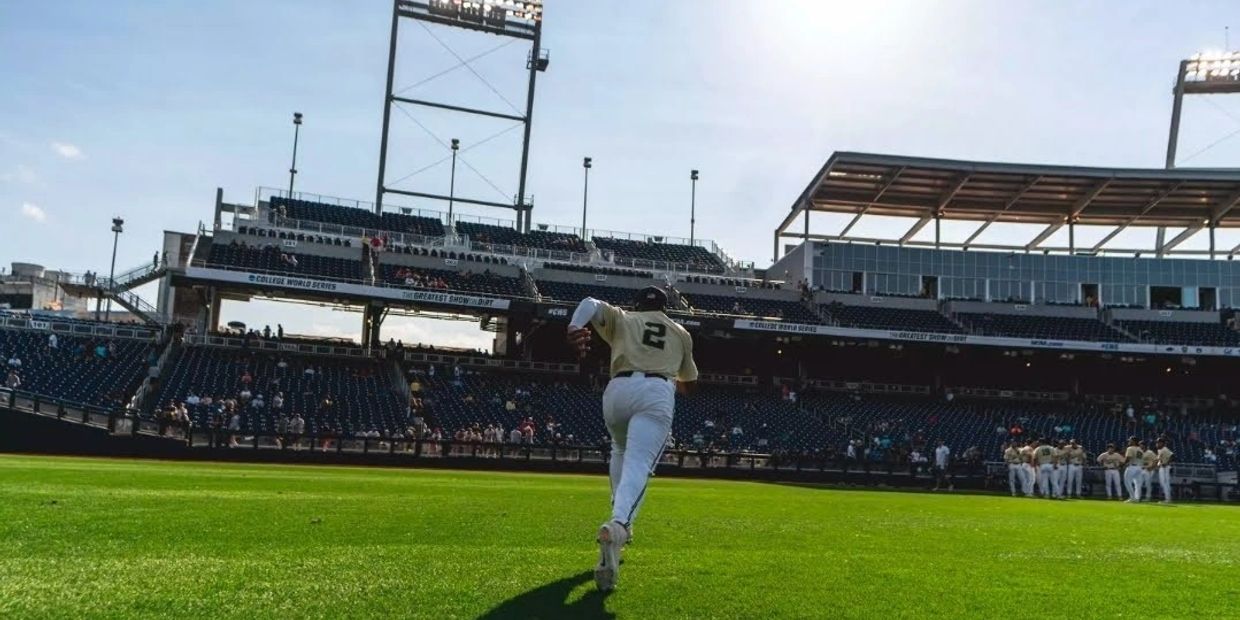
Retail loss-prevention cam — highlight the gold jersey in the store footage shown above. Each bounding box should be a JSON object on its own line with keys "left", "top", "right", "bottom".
{"left": 591, "top": 302, "right": 699, "bottom": 381}
{"left": 1034, "top": 445, "right": 1057, "bottom": 466}
{"left": 1124, "top": 446, "right": 1144, "bottom": 466}
{"left": 1065, "top": 446, "right": 1085, "bottom": 466}
{"left": 1142, "top": 450, "right": 1158, "bottom": 468}
{"left": 1157, "top": 447, "right": 1174, "bottom": 467}
{"left": 1097, "top": 452, "right": 1124, "bottom": 469}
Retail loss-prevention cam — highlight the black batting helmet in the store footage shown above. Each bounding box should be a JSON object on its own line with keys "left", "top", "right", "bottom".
{"left": 634, "top": 286, "right": 668, "bottom": 311}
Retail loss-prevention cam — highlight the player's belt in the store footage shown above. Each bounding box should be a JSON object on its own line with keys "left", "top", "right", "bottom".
{"left": 614, "top": 371, "right": 671, "bottom": 381}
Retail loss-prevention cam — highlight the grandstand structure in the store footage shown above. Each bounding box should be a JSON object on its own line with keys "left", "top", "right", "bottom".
{"left": 2, "top": 163, "right": 1239, "bottom": 497}
{"left": 2, "top": 3, "right": 1239, "bottom": 498}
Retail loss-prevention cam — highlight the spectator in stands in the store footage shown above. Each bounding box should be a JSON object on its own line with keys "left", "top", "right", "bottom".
{"left": 932, "top": 441, "right": 953, "bottom": 491}
{"left": 47, "top": 333, "right": 57, "bottom": 350}
{"left": 276, "top": 413, "right": 289, "bottom": 448}
{"left": 5, "top": 369, "right": 21, "bottom": 390}
{"left": 272, "top": 392, "right": 284, "bottom": 412}
{"left": 227, "top": 409, "right": 242, "bottom": 448}
{"left": 289, "top": 412, "right": 305, "bottom": 450}
{"left": 277, "top": 324, "right": 284, "bottom": 340}
{"left": 7, "top": 354, "right": 20, "bottom": 369}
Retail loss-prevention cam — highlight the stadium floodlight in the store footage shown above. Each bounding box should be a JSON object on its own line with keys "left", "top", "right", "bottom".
{"left": 375, "top": 0, "right": 547, "bottom": 234}
{"left": 1167, "top": 51, "right": 1240, "bottom": 168}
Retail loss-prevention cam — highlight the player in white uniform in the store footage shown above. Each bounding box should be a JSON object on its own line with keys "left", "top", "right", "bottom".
{"left": 1123, "top": 437, "right": 1144, "bottom": 503}
{"left": 567, "top": 286, "right": 699, "bottom": 592}
{"left": 1002, "top": 442, "right": 1023, "bottom": 497}
{"left": 1096, "top": 443, "right": 1124, "bottom": 500}
{"left": 1063, "top": 439, "right": 1085, "bottom": 499}
{"left": 1018, "top": 441, "right": 1036, "bottom": 497}
{"left": 1155, "top": 439, "right": 1174, "bottom": 504}
{"left": 1031, "top": 438, "right": 1057, "bottom": 499}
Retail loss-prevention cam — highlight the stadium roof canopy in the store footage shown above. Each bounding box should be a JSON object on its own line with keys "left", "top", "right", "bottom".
{"left": 774, "top": 151, "right": 1240, "bottom": 260}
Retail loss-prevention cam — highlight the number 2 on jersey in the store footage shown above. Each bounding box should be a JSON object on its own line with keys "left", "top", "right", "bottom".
{"left": 641, "top": 322, "right": 667, "bottom": 349}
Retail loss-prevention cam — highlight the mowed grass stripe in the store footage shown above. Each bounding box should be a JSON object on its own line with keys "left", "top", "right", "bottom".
{"left": 1, "top": 455, "right": 1237, "bottom": 619}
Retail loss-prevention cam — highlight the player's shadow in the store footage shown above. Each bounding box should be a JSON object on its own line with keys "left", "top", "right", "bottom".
{"left": 478, "top": 570, "right": 614, "bottom": 620}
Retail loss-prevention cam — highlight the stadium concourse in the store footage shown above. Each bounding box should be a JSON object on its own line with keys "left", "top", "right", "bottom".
{"left": 1, "top": 166, "right": 1240, "bottom": 502}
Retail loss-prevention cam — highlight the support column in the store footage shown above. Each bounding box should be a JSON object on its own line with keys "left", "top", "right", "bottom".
{"left": 1210, "top": 224, "right": 1217, "bottom": 260}
{"left": 207, "top": 287, "right": 221, "bottom": 333}
{"left": 934, "top": 213, "right": 942, "bottom": 249}
{"left": 1069, "top": 220, "right": 1075, "bottom": 254}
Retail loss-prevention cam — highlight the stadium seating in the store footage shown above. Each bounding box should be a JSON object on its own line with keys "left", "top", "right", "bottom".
{"left": 956, "top": 313, "right": 1129, "bottom": 342}
{"left": 405, "top": 363, "right": 829, "bottom": 452}
{"left": 821, "top": 304, "right": 963, "bottom": 333}
{"left": 456, "top": 221, "right": 587, "bottom": 254}
{"left": 0, "top": 327, "right": 152, "bottom": 408}
{"left": 535, "top": 280, "right": 647, "bottom": 305}
{"left": 679, "top": 293, "right": 821, "bottom": 323}
{"left": 379, "top": 264, "right": 524, "bottom": 297}
{"left": 542, "top": 263, "right": 653, "bottom": 279}
{"left": 1115, "top": 320, "right": 1240, "bottom": 347}
{"left": 154, "top": 346, "right": 408, "bottom": 436}
{"left": 207, "top": 243, "right": 365, "bottom": 281}
{"left": 593, "top": 237, "right": 725, "bottom": 273}
{"left": 272, "top": 197, "right": 444, "bottom": 237}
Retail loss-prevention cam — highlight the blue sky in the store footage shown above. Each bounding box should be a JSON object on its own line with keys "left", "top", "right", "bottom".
{"left": 4, "top": 0, "right": 1240, "bottom": 346}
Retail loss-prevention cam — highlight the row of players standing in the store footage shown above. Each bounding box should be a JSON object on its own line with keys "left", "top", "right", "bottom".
{"left": 1002, "top": 437, "right": 1174, "bottom": 503}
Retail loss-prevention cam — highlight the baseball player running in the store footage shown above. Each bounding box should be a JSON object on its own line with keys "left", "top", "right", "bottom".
{"left": 567, "top": 286, "right": 699, "bottom": 592}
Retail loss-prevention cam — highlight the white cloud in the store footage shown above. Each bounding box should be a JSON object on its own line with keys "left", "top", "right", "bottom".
{"left": 20, "top": 202, "right": 46, "bottom": 223}
{"left": 0, "top": 164, "right": 37, "bottom": 185}
{"left": 50, "top": 141, "right": 84, "bottom": 160}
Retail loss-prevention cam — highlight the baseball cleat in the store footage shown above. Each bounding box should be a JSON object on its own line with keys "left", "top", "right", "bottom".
{"left": 594, "top": 520, "right": 627, "bottom": 592}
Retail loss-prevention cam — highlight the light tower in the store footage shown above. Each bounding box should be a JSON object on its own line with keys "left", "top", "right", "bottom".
{"left": 374, "top": 0, "right": 547, "bottom": 232}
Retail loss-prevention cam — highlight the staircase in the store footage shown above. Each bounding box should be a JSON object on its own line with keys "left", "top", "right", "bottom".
{"left": 61, "top": 261, "right": 167, "bottom": 326}
{"left": 108, "top": 288, "right": 163, "bottom": 326}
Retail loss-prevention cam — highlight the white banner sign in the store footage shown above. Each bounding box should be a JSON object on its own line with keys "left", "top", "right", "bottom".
{"left": 732, "top": 319, "right": 1240, "bottom": 358}
{"left": 185, "top": 267, "right": 512, "bottom": 311}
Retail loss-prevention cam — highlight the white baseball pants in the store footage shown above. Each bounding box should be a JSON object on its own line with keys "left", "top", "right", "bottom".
{"left": 1038, "top": 464, "right": 1055, "bottom": 497}
{"left": 1125, "top": 465, "right": 1143, "bottom": 501}
{"left": 1007, "top": 464, "right": 1021, "bottom": 495}
{"left": 1158, "top": 467, "right": 1172, "bottom": 502}
{"left": 603, "top": 374, "right": 675, "bottom": 528}
{"left": 1142, "top": 470, "right": 1153, "bottom": 499}
{"left": 1104, "top": 469, "right": 1122, "bottom": 499}
{"left": 1021, "top": 464, "right": 1036, "bottom": 496}
{"left": 1066, "top": 464, "right": 1083, "bottom": 497}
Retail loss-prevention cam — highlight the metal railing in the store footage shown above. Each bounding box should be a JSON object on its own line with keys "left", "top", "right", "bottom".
{"left": 187, "top": 257, "right": 538, "bottom": 304}
{"left": 253, "top": 186, "right": 747, "bottom": 276}
{"left": 0, "top": 309, "right": 159, "bottom": 341}
{"left": 0, "top": 387, "right": 157, "bottom": 436}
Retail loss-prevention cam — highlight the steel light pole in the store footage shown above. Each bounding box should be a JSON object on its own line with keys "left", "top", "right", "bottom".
{"left": 690, "top": 169, "right": 699, "bottom": 245}
{"left": 449, "top": 138, "right": 460, "bottom": 224}
{"left": 288, "top": 112, "right": 303, "bottom": 197}
{"left": 581, "top": 157, "right": 592, "bottom": 238}
{"left": 105, "top": 216, "right": 124, "bottom": 322}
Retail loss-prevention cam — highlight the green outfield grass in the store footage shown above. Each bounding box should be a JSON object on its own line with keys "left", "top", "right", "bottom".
{"left": 1, "top": 455, "right": 1238, "bottom": 619}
